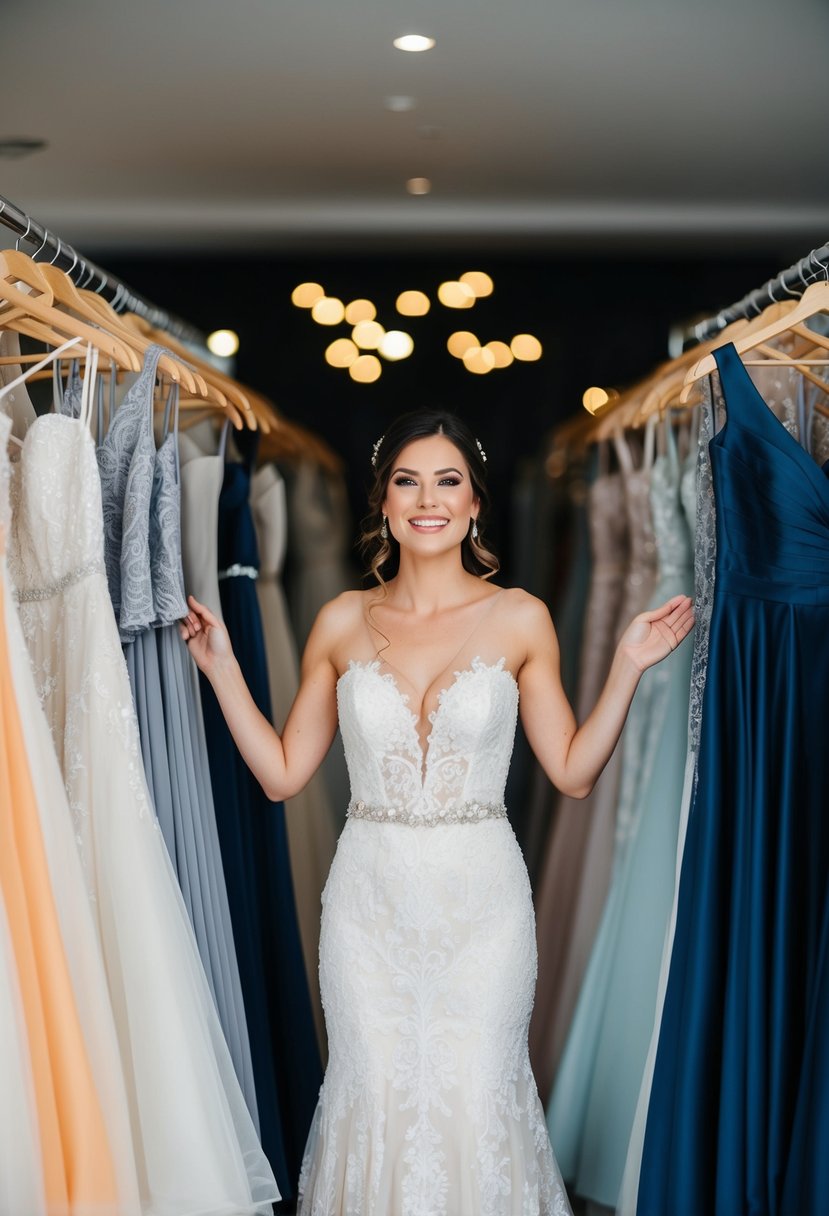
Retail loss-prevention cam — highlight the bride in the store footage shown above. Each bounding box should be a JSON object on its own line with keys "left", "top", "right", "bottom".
{"left": 181, "top": 410, "right": 693, "bottom": 1216}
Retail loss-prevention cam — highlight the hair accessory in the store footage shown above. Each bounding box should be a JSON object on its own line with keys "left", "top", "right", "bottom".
{"left": 371, "top": 434, "right": 385, "bottom": 467}
{"left": 475, "top": 437, "right": 487, "bottom": 463}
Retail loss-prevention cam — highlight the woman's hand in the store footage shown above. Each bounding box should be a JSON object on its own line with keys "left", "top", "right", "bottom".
{"left": 619, "top": 594, "right": 695, "bottom": 673}
{"left": 179, "top": 594, "right": 234, "bottom": 679}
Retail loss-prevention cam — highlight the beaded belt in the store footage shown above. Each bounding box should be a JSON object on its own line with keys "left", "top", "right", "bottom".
{"left": 15, "top": 558, "right": 105, "bottom": 603}
{"left": 218, "top": 563, "right": 258, "bottom": 581}
{"left": 347, "top": 799, "right": 508, "bottom": 827}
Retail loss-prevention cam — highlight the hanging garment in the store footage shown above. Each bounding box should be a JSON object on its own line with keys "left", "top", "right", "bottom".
{"left": 8, "top": 356, "right": 278, "bottom": 1216}
{"left": 201, "top": 433, "right": 322, "bottom": 1199}
{"left": 252, "top": 461, "right": 336, "bottom": 1060}
{"left": 285, "top": 459, "right": 357, "bottom": 824}
{"left": 638, "top": 343, "right": 829, "bottom": 1216}
{"left": 1, "top": 420, "right": 120, "bottom": 1215}
{"left": 518, "top": 458, "right": 593, "bottom": 882}
{"left": 547, "top": 419, "right": 693, "bottom": 1207}
{"left": 529, "top": 465, "right": 628, "bottom": 1098}
{"left": 533, "top": 428, "right": 659, "bottom": 1104}
{"left": 94, "top": 356, "right": 260, "bottom": 1127}
{"left": 297, "top": 655, "right": 571, "bottom": 1216}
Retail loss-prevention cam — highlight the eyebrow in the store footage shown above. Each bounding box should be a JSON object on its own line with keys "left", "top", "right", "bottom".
{"left": 391, "top": 466, "right": 464, "bottom": 477}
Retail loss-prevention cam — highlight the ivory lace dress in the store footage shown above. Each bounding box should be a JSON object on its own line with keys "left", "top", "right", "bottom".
{"left": 297, "top": 654, "right": 571, "bottom": 1216}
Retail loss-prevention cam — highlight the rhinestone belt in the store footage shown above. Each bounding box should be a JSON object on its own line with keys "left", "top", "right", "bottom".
{"left": 218, "top": 563, "right": 258, "bottom": 581}
{"left": 15, "top": 558, "right": 105, "bottom": 603}
{"left": 347, "top": 799, "right": 508, "bottom": 827}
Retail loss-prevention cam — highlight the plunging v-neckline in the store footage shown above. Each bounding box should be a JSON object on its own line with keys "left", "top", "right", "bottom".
{"left": 339, "top": 657, "right": 515, "bottom": 785}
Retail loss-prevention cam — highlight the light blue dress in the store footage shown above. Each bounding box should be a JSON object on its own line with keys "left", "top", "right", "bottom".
{"left": 546, "top": 417, "right": 693, "bottom": 1208}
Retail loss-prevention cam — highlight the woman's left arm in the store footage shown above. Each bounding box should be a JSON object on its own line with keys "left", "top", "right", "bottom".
{"left": 517, "top": 592, "right": 694, "bottom": 800}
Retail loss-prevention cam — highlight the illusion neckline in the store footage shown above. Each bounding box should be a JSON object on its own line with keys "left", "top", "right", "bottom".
{"left": 338, "top": 656, "right": 517, "bottom": 784}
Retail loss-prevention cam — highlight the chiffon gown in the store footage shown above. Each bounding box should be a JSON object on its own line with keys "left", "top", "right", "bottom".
{"left": 638, "top": 343, "right": 829, "bottom": 1216}
{"left": 8, "top": 355, "right": 278, "bottom": 1215}
{"left": 298, "top": 651, "right": 571, "bottom": 1216}
{"left": 200, "top": 432, "right": 322, "bottom": 1199}
{"left": 546, "top": 419, "right": 693, "bottom": 1208}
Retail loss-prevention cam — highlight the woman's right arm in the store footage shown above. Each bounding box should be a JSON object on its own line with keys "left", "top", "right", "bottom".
{"left": 180, "top": 593, "right": 341, "bottom": 801}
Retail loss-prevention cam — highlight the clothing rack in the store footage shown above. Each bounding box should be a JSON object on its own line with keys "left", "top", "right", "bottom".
{"left": 691, "top": 242, "right": 829, "bottom": 343}
{"left": 0, "top": 192, "right": 207, "bottom": 350}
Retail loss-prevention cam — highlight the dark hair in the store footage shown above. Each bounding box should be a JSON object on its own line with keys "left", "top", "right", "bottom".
{"left": 359, "top": 410, "right": 499, "bottom": 592}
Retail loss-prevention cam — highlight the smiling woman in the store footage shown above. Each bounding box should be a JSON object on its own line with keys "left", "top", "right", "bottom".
{"left": 181, "top": 408, "right": 693, "bottom": 1215}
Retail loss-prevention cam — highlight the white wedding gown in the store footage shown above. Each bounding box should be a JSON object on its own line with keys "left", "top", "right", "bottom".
{"left": 7, "top": 360, "right": 278, "bottom": 1215}
{"left": 298, "top": 655, "right": 571, "bottom": 1216}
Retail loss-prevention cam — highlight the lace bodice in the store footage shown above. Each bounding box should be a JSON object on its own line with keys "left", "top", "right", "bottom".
{"left": 9, "top": 414, "right": 105, "bottom": 598}
{"left": 337, "top": 656, "right": 518, "bottom": 821}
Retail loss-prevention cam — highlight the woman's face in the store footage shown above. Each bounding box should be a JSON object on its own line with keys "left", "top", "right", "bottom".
{"left": 382, "top": 433, "right": 479, "bottom": 556}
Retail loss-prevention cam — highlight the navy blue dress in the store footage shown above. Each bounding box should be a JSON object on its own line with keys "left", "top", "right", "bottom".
{"left": 638, "top": 343, "right": 829, "bottom": 1216}
{"left": 201, "top": 436, "right": 322, "bottom": 1202}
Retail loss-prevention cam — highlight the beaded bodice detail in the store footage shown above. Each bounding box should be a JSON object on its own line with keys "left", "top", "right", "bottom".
{"left": 337, "top": 656, "right": 518, "bottom": 824}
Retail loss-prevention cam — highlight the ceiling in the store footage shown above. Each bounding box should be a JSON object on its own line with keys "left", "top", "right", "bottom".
{"left": 3, "top": 0, "right": 829, "bottom": 251}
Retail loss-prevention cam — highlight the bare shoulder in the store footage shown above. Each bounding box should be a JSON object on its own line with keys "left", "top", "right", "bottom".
{"left": 314, "top": 589, "right": 366, "bottom": 634}
{"left": 499, "top": 586, "right": 554, "bottom": 632}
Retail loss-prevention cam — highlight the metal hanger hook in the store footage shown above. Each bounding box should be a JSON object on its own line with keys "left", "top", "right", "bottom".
{"left": 49, "top": 236, "right": 63, "bottom": 266}
{"left": 15, "top": 216, "right": 32, "bottom": 251}
{"left": 31, "top": 227, "right": 50, "bottom": 261}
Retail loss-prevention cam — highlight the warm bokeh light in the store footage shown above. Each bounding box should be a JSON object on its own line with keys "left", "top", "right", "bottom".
{"left": 206, "top": 329, "right": 240, "bottom": 358}
{"left": 396, "top": 290, "right": 431, "bottom": 317}
{"left": 291, "top": 281, "right": 325, "bottom": 308}
{"left": 582, "top": 386, "right": 610, "bottom": 414}
{"left": 349, "top": 355, "right": 382, "bottom": 383}
{"left": 447, "top": 331, "right": 479, "bottom": 359}
{"left": 460, "top": 271, "right": 494, "bottom": 298}
{"left": 325, "top": 338, "right": 360, "bottom": 369}
{"left": 311, "top": 296, "right": 345, "bottom": 326}
{"left": 485, "top": 340, "right": 513, "bottom": 368}
{"left": 352, "top": 320, "right": 386, "bottom": 349}
{"left": 438, "top": 281, "right": 475, "bottom": 309}
{"left": 393, "top": 34, "right": 435, "bottom": 52}
{"left": 510, "top": 333, "right": 543, "bottom": 361}
{"left": 406, "top": 177, "right": 432, "bottom": 195}
{"left": 379, "top": 330, "right": 414, "bottom": 361}
{"left": 463, "top": 346, "right": 496, "bottom": 375}
{"left": 344, "top": 298, "right": 376, "bottom": 325}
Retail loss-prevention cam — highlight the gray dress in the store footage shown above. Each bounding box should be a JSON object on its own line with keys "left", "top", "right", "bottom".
{"left": 93, "top": 350, "right": 260, "bottom": 1129}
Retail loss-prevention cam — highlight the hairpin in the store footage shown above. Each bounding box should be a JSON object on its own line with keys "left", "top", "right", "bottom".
{"left": 371, "top": 434, "right": 385, "bottom": 468}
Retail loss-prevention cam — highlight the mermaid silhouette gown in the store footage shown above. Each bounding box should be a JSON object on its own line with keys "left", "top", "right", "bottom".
{"left": 638, "top": 343, "right": 829, "bottom": 1216}
{"left": 297, "top": 654, "right": 571, "bottom": 1216}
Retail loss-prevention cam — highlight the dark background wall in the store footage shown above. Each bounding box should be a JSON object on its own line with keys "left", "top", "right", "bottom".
{"left": 102, "top": 248, "right": 791, "bottom": 581}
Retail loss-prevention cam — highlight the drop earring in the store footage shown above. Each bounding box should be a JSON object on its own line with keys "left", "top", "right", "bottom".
{"left": 380, "top": 515, "right": 388, "bottom": 540}
{"left": 471, "top": 519, "right": 479, "bottom": 540}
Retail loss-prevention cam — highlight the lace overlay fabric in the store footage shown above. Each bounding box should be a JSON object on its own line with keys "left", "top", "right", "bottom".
{"left": 299, "top": 660, "right": 571, "bottom": 1215}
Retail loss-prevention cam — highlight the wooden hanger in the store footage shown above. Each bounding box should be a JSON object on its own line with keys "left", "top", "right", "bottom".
{"left": 0, "top": 251, "right": 138, "bottom": 369}
{"left": 680, "top": 283, "right": 829, "bottom": 403}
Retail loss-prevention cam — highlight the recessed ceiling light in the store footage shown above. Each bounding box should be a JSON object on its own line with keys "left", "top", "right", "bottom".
{"left": 385, "top": 95, "right": 417, "bottom": 112}
{"left": 393, "top": 34, "right": 436, "bottom": 52}
{"left": 406, "top": 177, "right": 432, "bottom": 196}
{"left": 207, "top": 329, "right": 240, "bottom": 358}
